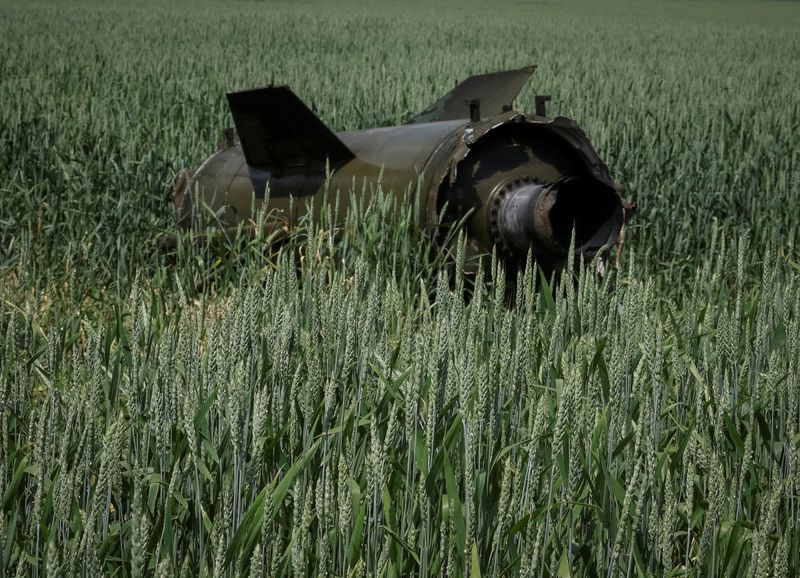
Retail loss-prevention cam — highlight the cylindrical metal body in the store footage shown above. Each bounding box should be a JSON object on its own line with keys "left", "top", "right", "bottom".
{"left": 176, "top": 111, "right": 626, "bottom": 271}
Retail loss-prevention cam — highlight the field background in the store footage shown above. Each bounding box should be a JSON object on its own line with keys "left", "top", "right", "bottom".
{"left": 1, "top": 0, "right": 800, "bottom": 575}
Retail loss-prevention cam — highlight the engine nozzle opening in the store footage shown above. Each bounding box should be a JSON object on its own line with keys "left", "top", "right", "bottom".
{"left": 546, "top": 176, "right": 623, "bottom": 255}
{"left": 495, "top": 175, "right": 624, "bottom": 261}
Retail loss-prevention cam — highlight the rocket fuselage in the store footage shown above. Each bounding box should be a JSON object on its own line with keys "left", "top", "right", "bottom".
{"left": 175, "top": 69, "right": 631, "bottom": 272}
{"left": 178, "top": 119, "right": 468, "bottom": 234}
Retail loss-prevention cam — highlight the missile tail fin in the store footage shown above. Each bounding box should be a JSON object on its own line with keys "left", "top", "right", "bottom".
{"left": 227, "top": 86, "right": 354, "bottom": 170}
{"left": 406, "top": 65, "right": 536, "bottom": 124}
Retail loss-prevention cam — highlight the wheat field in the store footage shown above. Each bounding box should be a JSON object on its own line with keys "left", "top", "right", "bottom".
{"left": 1, "top": 0, "right": 800, "bottom": 575}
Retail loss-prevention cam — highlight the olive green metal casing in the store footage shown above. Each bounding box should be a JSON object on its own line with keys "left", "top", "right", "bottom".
{"left": 176, "top": 66, "right": 630, "bottom": 270}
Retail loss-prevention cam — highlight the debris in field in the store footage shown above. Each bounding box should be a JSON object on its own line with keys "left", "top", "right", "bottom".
{"left": 175, "top": 66, "right": 634, "bottom": 273}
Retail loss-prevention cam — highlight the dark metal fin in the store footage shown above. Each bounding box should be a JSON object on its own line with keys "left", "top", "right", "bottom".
{"left": 226, "top": 86, "right": 355, "bottom": 169}
{"left": 405, "top": 65, "right": 536, "bottom": 124}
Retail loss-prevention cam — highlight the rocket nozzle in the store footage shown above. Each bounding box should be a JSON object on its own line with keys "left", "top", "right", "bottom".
{"left": 496, "top": 176, "right": 624, "bottom": 260}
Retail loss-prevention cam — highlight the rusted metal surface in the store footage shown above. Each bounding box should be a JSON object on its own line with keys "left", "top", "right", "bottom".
{"left": 174, "top": 66, "right": 633, "bottom": 273}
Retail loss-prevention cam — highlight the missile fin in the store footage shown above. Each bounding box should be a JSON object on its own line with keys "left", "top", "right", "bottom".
{"left": 405, "top": 65, "right": 536, "bottom": 124}
{"left": 227, "top": 86, "right": 355, "bottom": 170}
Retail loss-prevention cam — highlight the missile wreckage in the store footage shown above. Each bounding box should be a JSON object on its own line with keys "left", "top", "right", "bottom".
{"left": 174, "top": 66, "right": 634, "bottom": 273}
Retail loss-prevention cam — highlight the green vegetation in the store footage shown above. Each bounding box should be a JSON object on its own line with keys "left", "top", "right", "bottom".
{"left": 1, "top": 0, "right": 799, "bottom": 575}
